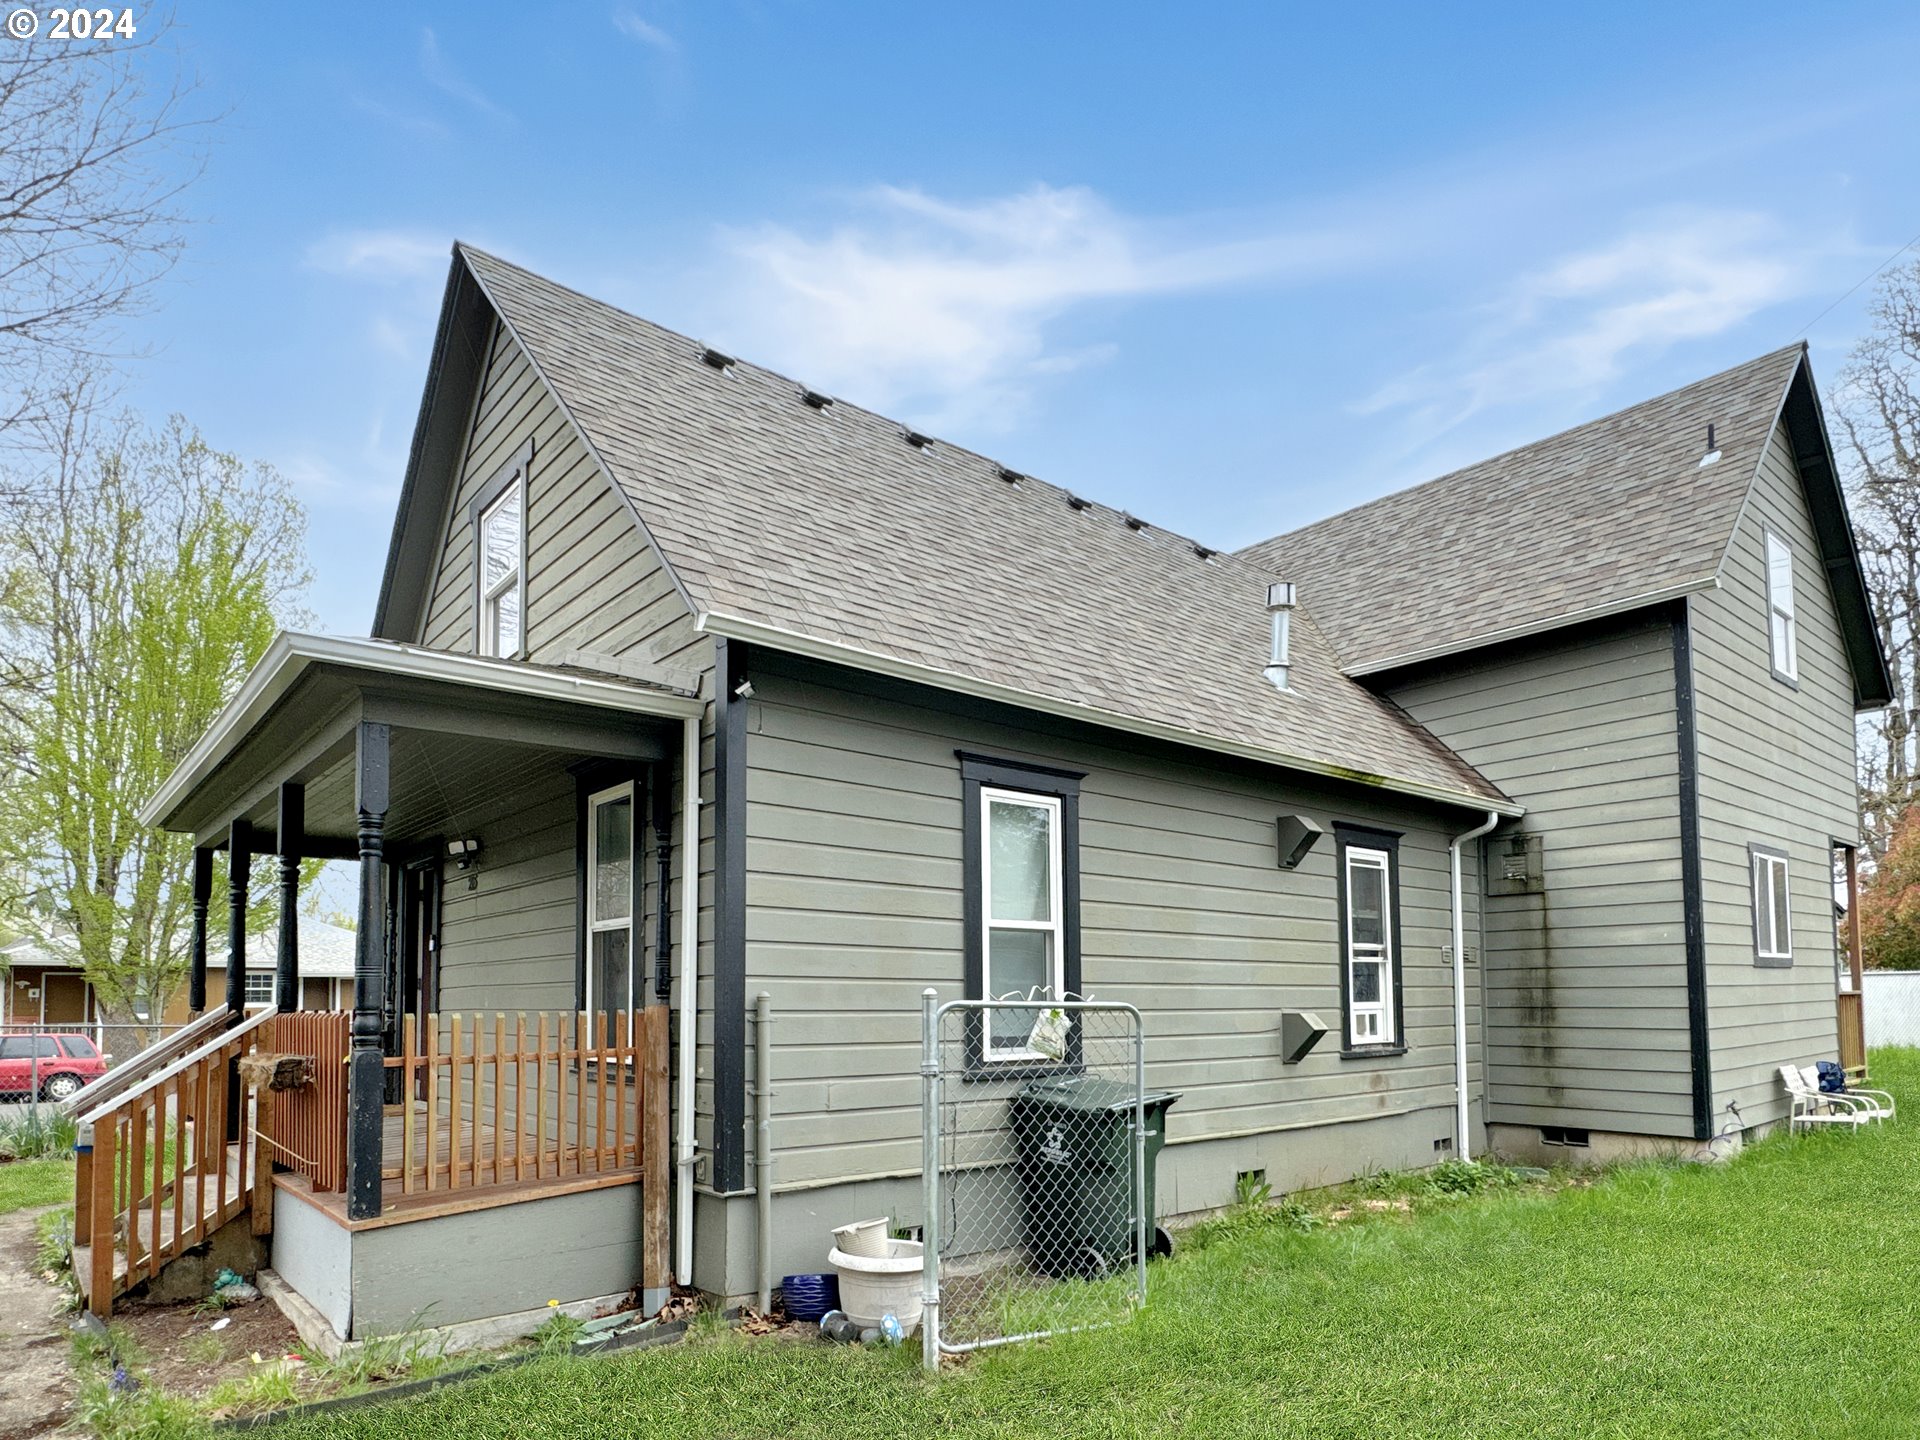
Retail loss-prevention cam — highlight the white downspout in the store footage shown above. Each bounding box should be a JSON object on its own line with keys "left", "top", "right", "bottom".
{"left": 675, "top": 714, "right": 702, "bottom": 1287}
{"left": 1450, "top": 810, "right": 1501, "bottom": 1161}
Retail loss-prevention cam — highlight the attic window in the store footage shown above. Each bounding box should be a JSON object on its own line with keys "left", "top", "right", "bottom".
{"left": 700, "top": 347, "right": 735, "bottom": 371}
{"left": 1765, "top": 531, "right": 1797, "bottom": 683}
{"left": 471, "top": 440, "right": 530, "bottom": 659}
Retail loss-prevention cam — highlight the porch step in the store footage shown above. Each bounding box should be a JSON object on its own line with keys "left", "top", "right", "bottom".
{"left": 74, "top": 1143, "right": 248, "bottom": 1306}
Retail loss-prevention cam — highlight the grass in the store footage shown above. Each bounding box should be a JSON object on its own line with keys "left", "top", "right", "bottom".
{"left": 0, "top": 1156, "right": 74, "bottom": 1214}
{"left": 139, "top": 1052, "right": 1920, "bottom": 1437}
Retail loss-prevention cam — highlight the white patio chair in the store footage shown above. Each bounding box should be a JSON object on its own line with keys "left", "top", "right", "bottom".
{"left": 1799, "top": 1064, "right": 1894, "bottom": 1124}
{"left": 1778, "top": 1065, "right": 1874, "bottom": 1134}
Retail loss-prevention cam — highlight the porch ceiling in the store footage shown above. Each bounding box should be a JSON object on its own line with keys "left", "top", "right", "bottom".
{"left": 142, "top": 632, "right": 704, "bottom": 845}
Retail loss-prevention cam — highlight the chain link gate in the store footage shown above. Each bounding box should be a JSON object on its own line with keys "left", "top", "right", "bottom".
{"left": 919, "top": 992, "right": 1148, "bottom": 1369}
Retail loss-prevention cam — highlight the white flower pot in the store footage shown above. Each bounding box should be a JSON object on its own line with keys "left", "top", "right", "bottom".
{"left": 827, "top": 1239, "right": 924, "bottom": 1332}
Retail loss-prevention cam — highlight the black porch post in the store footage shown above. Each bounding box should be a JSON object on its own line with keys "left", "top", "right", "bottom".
{"left": 347, "top": 722, "right": 390, "bottom": 1222}
{"left": 188, "top": 847, "right": 213, "bottom": 1014}
{"left": 275, "top": 783, "right": 304, "bottom": 1013}
{"left": 226, "top": 824, "right": 251, "bottom": 1015}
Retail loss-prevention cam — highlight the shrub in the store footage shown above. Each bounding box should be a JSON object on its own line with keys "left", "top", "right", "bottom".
{"left": 0, "top": 1109, "right": 79, "bottom": 1161}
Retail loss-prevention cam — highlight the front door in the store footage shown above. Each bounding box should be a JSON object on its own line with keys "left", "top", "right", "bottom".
{"left": 398, "top": 858, "right": 441, "bottom": 1098}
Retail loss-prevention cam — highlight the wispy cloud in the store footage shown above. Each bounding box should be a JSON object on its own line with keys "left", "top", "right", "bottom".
{"left": 710, "top": 183, "right": 1371, "bottom": 430}
{"left": 420, "top": 28, "right": 511, "bottom": 121}
{"left": 612, "top": 8, "right": 676, "bottom": 51}
{"left": 305, "top": 228, "right": 449, "bottom": 283}
{"left": 1359, "top": 210, "right": 1822, "bottom": 439}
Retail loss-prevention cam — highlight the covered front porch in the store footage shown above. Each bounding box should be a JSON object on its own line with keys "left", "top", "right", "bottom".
{"left": 82, "top": 634, "right": 703, "bottom": 1337}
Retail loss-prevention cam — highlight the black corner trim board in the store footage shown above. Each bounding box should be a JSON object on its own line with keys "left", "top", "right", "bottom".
{"left": 1330, "top": 821, "right": 1406, "bottom": 1060}
{"left": 1671, "top": 600, "right": 1714, "bottom": 1141}
{"left": 711, "top": 638, "right": 750, "bottom": 1194}
{"left": 957, "top": 752, "right": 1084, "bottom": 1076}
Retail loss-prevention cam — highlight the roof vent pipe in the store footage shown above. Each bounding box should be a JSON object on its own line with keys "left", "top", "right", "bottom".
{"left": 1265, "top": 583, "right": 1296, "bottom": 691}
{"left": 1699, "top": 422, "right": 1721, "bottom": 468}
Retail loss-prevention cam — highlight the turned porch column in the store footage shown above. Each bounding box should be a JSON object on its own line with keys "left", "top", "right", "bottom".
{"left": 188, "top": 847, "right": 213, "bottom": 1015}
{"left": 275, "top": 783, "right": 304, "bottom": 1013}
{"left": 226, "top": 824, "right": 251, "bottom": 1016}
{"left": 347, "top": 721, "right": 390, "bottom": 1221}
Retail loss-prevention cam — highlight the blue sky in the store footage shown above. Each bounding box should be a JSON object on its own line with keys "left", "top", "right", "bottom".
{"left": 111, "top": 1, "right": 1920, "bottom": 633}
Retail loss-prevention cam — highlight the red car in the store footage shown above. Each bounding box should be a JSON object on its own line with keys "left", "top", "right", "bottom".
{"left": 0, "top": 1033, "right": 109, "bottom": 1102}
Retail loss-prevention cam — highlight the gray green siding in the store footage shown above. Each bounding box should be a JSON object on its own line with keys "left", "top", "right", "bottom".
{"left": 1690, "top": 419, "right": 1854, "bottom": 1129}
{"left": 1387, "top": 618, "right": 1696, "bottom": 1138}
{"left": 740, "top": 653, "right": 1483, "bottom": 1204}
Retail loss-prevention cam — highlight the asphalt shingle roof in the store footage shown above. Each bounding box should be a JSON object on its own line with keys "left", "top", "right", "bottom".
{"left": 1238, "top": 346, "right": 1807, "bottom": 675}
{"left": 458, "top": 246, "right": 1507, "bottom": 811}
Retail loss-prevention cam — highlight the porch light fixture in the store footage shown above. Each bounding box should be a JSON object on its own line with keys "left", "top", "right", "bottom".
{"left": 447, "top": 837, "right": 482, "bottom": 870}
{"left": 1699, "top": 422, "right": 1721, "bottom": 468}
{"left": 1265, "top": 582, "right": 1296, "bottom": 692}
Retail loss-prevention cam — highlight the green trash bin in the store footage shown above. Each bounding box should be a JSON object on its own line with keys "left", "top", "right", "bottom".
{"left": 1008, "top": 1075, "right": 1180, "bottom": 1279}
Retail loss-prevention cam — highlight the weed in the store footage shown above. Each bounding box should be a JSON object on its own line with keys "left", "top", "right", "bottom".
{"left": 1423, "top": 1158, "right": 1520, "bottom": 1198}
{"left": 320, "top": 1324, "right": 449, "bottom": 1388}
{"left": 530, "top": 1309, "right": 588, "bottom": 1354}
{"left": 0, "top": 1108, "right": 78, "bottom": 1161}
{"left": 1233, "top": 1170, "right": 1273, "bottom": 1208}
{"left": 205, "top": 1362, "right": 305, "bottom": 1416}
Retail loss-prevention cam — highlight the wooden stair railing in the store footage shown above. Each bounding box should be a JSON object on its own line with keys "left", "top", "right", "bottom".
{"left": 74, "top": 1007, "right": 279, "bottom": 1318}
{"left": 59, "top": 1007, "right": 234, "bottom": 1117}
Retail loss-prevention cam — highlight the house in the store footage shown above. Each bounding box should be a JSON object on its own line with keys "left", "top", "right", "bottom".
{"left": 82, "top": 244, "right": 1885, "bottom": 1344}
{"left": 170, "top": 914, "right": 357, "bottom": 1020}
{"left": 2, "top": 934, "right": 101, "bottom": 1038}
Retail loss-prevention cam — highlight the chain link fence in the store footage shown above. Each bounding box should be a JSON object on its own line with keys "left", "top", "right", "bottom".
{"left": 920, "top": 993, "right": 1150, "bottom": 1369}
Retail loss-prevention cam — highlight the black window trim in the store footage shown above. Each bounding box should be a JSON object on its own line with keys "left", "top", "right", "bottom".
{"left": 1333, "top": 821, "right": 1408, "bottom": 1059}
{"left": 958, "top": 751, "right": 1085, "bottom": 1081}
{"left": 468, "top": 438, "right": 533, "bottom": 660}
{"left": 1749, "top": 841, "right": 1793, "bottom": 969}
{"left": 572, "top": 759, "right": 648, "bottom": 1014}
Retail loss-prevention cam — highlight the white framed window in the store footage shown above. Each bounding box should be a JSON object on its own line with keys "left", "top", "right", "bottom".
{"left": 1343, "top": 844, "right": 1396, "bottom": 1047}
{"left": 586, "top": 782, "right": 636, "bottom": 1017}
{"left": 1765, "top": 531, "right": 1797, "bottom": 683}
{"left": 478, "top": 477, "right": 524, "bottom": 657}
{"left": 1752, "top": 845, "right": 1792, "bottom": 965}
{"left": 243, "top": 971, "right": 274, "bottom": 1007}
{"left": 979, "top": 786, "right": 1066, "bottom": 1062}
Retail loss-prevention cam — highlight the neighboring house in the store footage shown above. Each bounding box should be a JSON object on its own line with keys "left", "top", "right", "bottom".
{"left": 105, "top": 244, "right": 1885, "bottom": 1341}
{"left": 1, "top": 933, "right": 101, "bottom": 1037}
{"left": 163, "top": 914, "right": 357, "bottom": 1021}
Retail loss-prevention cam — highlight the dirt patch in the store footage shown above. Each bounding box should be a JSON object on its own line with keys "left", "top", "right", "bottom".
{"left": 110, "top": 1293, "right": 303, "bottom": 1402}
{"left": 0, "top": 1207, "right": 72, "bottom": 1440}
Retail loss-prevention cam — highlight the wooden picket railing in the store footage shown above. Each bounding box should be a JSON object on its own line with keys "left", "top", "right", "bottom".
{"left": 74, "top": 1008, "right": 278, "bottom": 1317}
{"left": 383, "top": 1009, "right": 653, "bottom": 1196}
{"left": 1838, "top": 989, "right": 1867, "bottom": 1073}
{"left": 260, "top": 1011, "right": 350, "bottom": 1192}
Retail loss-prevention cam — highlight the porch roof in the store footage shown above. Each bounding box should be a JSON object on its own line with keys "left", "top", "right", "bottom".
{"left": 141, "top": 631, "right": 705, "bottom": 842}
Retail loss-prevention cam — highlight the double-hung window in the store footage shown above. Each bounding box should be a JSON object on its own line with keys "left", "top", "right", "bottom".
{"left": 1765, "top": 531, "right": 1797, "bottom": 683}
{"left": 1751, "top": 844, "right": 1792, "bottom": 966}
{"left": 243, "top": 971, "right": 274, "bottom": 1008}
{"left": 586, "top": 782, "right": 636, "bottom": 1017}
{"left": 471, "top": 440, "right": 531, "bottom": 659}
{"left": 960, "top": 753, "right": 1083, "bottom": 1067}
{"left": 1336, "top": 825, "right": 1403, "bottom": 1052}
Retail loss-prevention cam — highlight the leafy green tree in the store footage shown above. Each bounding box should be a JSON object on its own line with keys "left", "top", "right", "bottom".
{"left": 1860, "top": 807, "right": 1920, "bottom": 970}
{"left": 0, "top": 392, "right": 308, "bottom": 1031}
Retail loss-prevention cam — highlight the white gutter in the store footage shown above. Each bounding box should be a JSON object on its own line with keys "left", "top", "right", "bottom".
{"left": 1450, "top": 810, "right": 1501, "bottom": 1160}
{"left": 698, "top": 613, "right": 1523, "bottom": 820}
{"left": 140, "top": 631, "right": 705, "bottom": 830}
{"left": 675, "top": 714, "right": 701, "bottom": 1287}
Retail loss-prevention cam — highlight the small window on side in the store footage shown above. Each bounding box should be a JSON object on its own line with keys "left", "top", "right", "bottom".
{"left": 1765, "top": 532, "right": 1797, "bottom": 683}
{"left": 1336, "top": 825, "right": 1404, "bottom": 1053}
{"left": 479, "top": 479, "right": 524, "bottom": 657}
{"left": 1751, "top": 845, "right": 1792, "bottom": 966}
{"left": 586, "top": 782, "right": 636, "bottom": 1019}
{"left": 244, "top": 971, "right": 275, "bottom": 1007}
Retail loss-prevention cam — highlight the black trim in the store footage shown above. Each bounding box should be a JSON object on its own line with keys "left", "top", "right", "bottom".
{"left": 1332, "top": 822, "right": 1404, "bottom": 1057}
{"left": 652, "top": 763, "right": 674, "bottom": 1001}
{"left": 1747, "top": 842, "right": 1794, "bottom": 969}
{"left": 468, "top": 437, "right": 532, "bottom": 660}
{"left": 1671, "top": 600, "right": 1714, "bottom": 1141}
{"left": 1779, "top": 355, "right": 1895, "bottom": 710}
{"left": 711, "top": 639, "right": 750, "bottom": 1194}
{"left": 959, "top": 752, "right": 1084, "bottom": 1077}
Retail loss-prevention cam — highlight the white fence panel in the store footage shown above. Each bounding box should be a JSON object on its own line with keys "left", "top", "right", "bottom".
{"left": 1863, "top": 971, "right": 1920, "bottom": 1048}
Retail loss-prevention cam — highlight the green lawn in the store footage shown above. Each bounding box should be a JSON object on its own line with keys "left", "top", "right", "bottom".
{"left": 0, "top": 1157, "right": 74, "bottom": 1214}
{"left": 274, "top": 1050, "right": 1920, "bottom": 1439}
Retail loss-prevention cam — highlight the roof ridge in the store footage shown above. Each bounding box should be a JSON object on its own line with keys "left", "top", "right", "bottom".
{"left": 1241, "top": 340, "right": 1807, "bottom": 558}
{"left": 456, "top": 244, "right": 1248, "bottom": 568}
